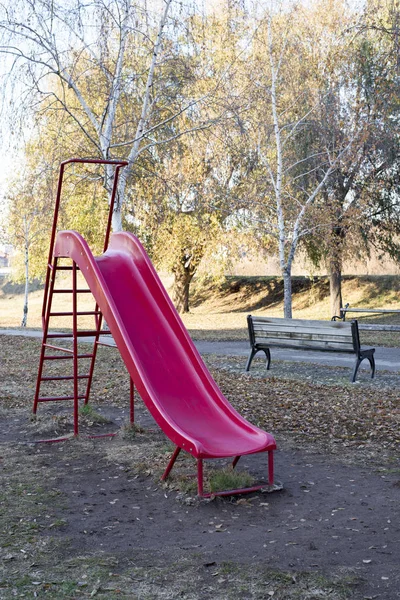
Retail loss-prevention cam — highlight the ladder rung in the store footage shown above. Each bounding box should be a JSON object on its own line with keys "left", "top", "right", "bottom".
{"left": 43, "top": 354, "right": 94, "bottom": 361}
{"left": 49, "top": 311, "right": 102, "bottom": 317}
{"left": 44, "top": 344, "right": 73, "bottom": 354}
{"left": 53, "top": 289, "right": 92, "bottom": 294}
{"left": 54, "top": 266, "right": 81, "bottom": 271}
{"left": 96, "top": 340, "right": 117, "bottom": 348}
{"left": 47, "top": 331, "right": 109, "bottom": 339}
{"left": 41, "top": 375, "right": 90, "bottom": 381}
{"left": 37, "top": 395, "right": 86, "bottom": 402}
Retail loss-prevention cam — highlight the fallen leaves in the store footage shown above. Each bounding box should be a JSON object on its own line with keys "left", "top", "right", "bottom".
{"left": 207, "top": 358, "right": 400, "bottom": 459}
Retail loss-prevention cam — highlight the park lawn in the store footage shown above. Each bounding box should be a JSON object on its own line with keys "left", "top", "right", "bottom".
{"left": 2, "top": 274, "right": 400, "bottom": 348}
{"left": 0, "top": 334, "right": 399, "bottom": 599}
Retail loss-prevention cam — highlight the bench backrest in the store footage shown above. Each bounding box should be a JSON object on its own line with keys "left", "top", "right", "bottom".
{"left": 248, "top": 316, "right": 358, "bottom": 353}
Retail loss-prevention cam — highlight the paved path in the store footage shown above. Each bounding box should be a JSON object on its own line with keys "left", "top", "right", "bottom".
{"left": 1, "top": 328, "right": 400, "bottom": 372}
{"left": 195, "top": 340, "right": 400, "bottom": 372}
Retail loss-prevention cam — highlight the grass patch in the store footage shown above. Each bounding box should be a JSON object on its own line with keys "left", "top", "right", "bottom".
{"left": 0, "top": 553, "right": 357, "bottom": 600}
{"left": 165, "top": 473, "right": 198, "bottom": 494}
{"left": 163, "top": 464, "right": 257, "bottom": 496}
{"left": 209, "top": 467, "right": 255, "bottom": 493}
{"left": 119, "top": 420, "right": 146, "bottom": 440}
{"left": 78, "top": 403, "right": 110, "bottom": 424}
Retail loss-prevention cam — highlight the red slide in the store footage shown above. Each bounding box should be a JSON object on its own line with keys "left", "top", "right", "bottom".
{"left": 54, "top": 230, "right": 276, "bottom": 496}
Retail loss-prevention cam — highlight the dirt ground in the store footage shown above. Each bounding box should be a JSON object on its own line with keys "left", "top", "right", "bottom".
{"left": 0, "top": 335, "right": 399, "bottom": 600}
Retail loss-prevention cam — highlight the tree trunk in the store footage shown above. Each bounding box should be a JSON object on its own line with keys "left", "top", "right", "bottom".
{"left": 329, "top": 255, "right": 343, "bottom": 318}
{"left": 329, "top": 228, "right": 343, "bottom": 318}
{"left": 111, "top": 204, "right": 123, "bottom": 233}
{"left": 21, "top": 242, "right": 29, "bottom": 327}
{"left": 110, "top": 170, "right": 128, "bottom": 233}
{"left": 282, "top": 267, "right": 293, "bottom": 319}
{"left": 173, "top": 267, "right": 194, "bottom": 314}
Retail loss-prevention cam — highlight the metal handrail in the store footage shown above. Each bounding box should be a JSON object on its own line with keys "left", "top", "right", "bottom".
{"left": 41, "top": 158, "right": 128, "bottom": 329}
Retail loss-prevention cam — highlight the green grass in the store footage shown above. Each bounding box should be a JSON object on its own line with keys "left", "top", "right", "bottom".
{"left": 209, "top": 467, "right": 255, "bottom": 493}
{"left": 0, "top": 557, "right": 357, "bottom": 599}
{"left": 78, "top": 403, "right": 110, "bottom": 424}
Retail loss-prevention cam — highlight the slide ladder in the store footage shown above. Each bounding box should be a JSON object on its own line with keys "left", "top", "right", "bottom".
{"left": 33, "top": 159, "right": 130, "bottom": 437}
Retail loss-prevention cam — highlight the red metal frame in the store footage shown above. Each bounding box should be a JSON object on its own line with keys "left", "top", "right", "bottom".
{"left": 161, "top": 446, "right": 274, "bottom": 498}
{"left": 33, "top": 158, "right": 130, "bottom": 438}
{"left": 33, "top": 158, "right": 278, "bottom": 498}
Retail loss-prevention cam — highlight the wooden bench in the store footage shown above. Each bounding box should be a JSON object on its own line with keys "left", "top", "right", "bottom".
{"left": 246, "top": 315, "right": 375, "bottom": 383}
{"left": 333, "top": 304, "right": 400, "bottom": 332}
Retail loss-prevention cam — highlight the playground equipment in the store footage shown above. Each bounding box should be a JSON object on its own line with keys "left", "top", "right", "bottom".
{"left": 33, "top": 158, "right": 277, "bottom": 497}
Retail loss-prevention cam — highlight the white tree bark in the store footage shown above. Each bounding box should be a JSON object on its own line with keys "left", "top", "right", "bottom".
{"left": 268, "top": 15, "right": 294, "bottom": 318}
{"left": 264, "top": 12, "right": 359, "bottom": 318}
{"left": 21, "top": 221, "right": 29, "bottom": 328}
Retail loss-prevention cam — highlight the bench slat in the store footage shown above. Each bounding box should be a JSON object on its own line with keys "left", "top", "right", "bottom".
{"left": 358, "top": 324, "right": 400, "bottom": 331}
{"left": 253, "top": 323, "right": 352, "bottom": 339}
{"left": 341, "top": 308, "right": 400, "bottom": 314}
{"left": 254, "top": 336, "right": 354, "bottom": 352}
{"left": 251, "top": 317, "right": 351, "bottom": 329}
{"left": 254, "top": 331, "right": 353, "bottom": 345}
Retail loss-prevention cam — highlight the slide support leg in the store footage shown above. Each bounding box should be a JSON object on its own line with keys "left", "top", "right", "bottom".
{"left": 197, "top": 458, "right": 204, "bottom": 497}
{"left": 161, "top": 446, "right": 181, "bottom": 481}
{"left": 268, "top": 450, "right": 274, "bottom": 486}
{"left": 232, "top": 456, "right": 241, "bottom": 469}
{"left": 72, "top": 261, "right": 79, "bottom": 436}
{"left": 130, "top": 377, "right": 135, "bottom": 424}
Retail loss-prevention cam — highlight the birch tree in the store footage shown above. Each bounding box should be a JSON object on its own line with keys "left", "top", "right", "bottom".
{"left": 123, "top": 5, "right": 257, "bottom": 313}
{"left": 248, "top": 2, "right": 359, "bottom": 318}
{"left": 6, "top": 166, "right": 53, "bottom": 326}
{"left": 0, "top": 0, "right": 208, "bottom": 230}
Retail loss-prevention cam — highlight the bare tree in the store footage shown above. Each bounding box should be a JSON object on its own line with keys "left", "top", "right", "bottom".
{"left": 6, "top": 166, "right": 53, "bottom": 326}
{"left": 248, "top": 6, "right": 360, "bottom": 318}
{"left": 0, "top": 0, "right": 211, "bottom": 230}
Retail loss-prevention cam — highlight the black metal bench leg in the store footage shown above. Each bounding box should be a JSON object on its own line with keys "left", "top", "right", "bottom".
{"left": 264, "top": 348, "right": 271, "bottom": 370}
{"left": 351, "top": 357, "right": 362, "bottom": 383}
{"left": 245, "top": 348, "right": 257, "bottom": 372}
{"left": 369, "top": 355, "right": 376, "bottom": 379}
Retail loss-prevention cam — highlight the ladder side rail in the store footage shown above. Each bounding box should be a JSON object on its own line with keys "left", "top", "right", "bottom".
{"left": 34, "top": 256, "right": 59, "bottom": 414}
{"left": 72, "top": 261, "right": 79, "bottom": 435}
{"left": 42, "top": 165, "right": 66, "bottom": 329}
{"left": 34, "top": 157, "right": 128, "bottom": 430}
